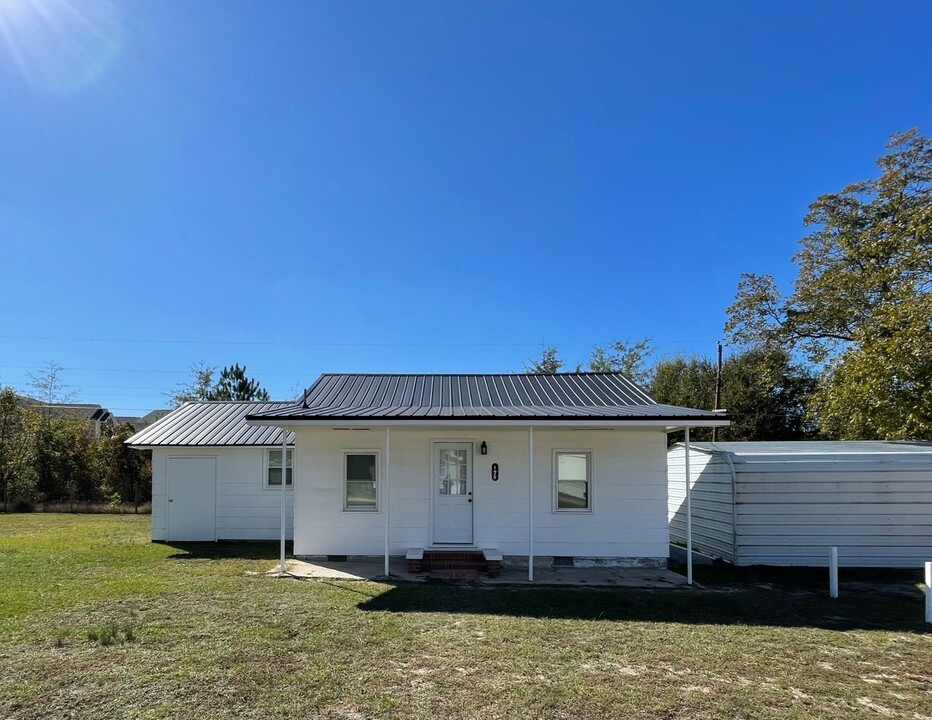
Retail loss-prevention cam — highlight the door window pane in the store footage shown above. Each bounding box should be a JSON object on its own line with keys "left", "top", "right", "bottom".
{"left": 439, "top": 449, "right": 468, "bottom": 494}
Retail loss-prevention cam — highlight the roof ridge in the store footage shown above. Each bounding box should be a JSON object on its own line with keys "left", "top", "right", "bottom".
{"left": 315, "top": 371, "right": 640, "bottom": 378}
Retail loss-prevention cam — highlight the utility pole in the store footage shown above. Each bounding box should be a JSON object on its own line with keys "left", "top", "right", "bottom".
{"left": 712, "top": 342, "right": 723, "bottom": 442}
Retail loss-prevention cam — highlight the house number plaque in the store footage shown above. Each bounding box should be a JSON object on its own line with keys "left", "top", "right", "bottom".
{"left": 491, "top": 463, "right": 499, "bottom": 481}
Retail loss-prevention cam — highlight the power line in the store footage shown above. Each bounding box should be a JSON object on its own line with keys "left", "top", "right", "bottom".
{"left": 0, "top": 334, "right": 719, "bottom": 348}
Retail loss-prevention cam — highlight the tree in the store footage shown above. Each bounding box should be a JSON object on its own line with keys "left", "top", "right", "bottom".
{"left": 523, "top": 345, "right": 566, "bottom": 374}
{"left": 28, "top": 361, "right": 74, "bottom": 413}
{"left": 99, "top": 423, "right": 151, "bottom": 511}
{"left": 170, "top": 363, "right": 270, "bottom": 405}
{"left": 725, "top": 129, "right": 932, "bottom": 439}
{"left": 169, "top": 362, "right": 216, "bottom": 406}
{"left": 588, "top": 338, "right": 654, "bottom": 384}
{"left": 651, "top": 347, "right": 818, "bottom": 441}
{"left": 0, "top": 388, "right": 33, "bottom": 512}
{"left": 209, "top": 364, "right": 270, "bottom": 401}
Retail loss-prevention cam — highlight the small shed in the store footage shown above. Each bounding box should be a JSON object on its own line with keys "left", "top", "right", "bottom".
{"left": 668, "top": 441, "right": 932, "bottom": 568}
{"left": 126, "top": 401, "right": 296, "bottom": 542}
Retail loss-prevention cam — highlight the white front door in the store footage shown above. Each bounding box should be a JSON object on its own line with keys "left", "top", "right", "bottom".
{"left": 167, "top": 457, "right": 217, "bottom": 541}
{"left": 432, "top": 443, "right": 474, "bottom": 544}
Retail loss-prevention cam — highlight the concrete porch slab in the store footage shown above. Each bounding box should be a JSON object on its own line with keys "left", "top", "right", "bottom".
{"left": 270, "top": 559, "right": 690, "bottom": 588}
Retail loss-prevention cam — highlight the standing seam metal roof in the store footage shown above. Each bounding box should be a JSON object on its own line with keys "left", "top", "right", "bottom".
{"left": 125, "top": 402, "right": 296, "bottom": 446}
{"left": 247, "top": 373, "right": 725, "bottom": 422}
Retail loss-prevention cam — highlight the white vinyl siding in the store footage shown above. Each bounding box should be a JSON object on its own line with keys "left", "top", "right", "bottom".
{"left": 151, "top": 446, "right": 295, "bottom": 542}
{"left": 292, "top": 427, "right": 669, "bottom": 560}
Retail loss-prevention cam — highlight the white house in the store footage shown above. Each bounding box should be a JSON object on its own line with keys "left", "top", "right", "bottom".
{"left": 127, "top": 401, "right": 296, "bottom": 542}
{"left": 668, "top": 440, "right": 932, "bottom": 568}
{"left": 129, "top": 373, "right": 728, "bottom": 579}
{"left": 241, "top": 372, "right": 727, "bottom": 579}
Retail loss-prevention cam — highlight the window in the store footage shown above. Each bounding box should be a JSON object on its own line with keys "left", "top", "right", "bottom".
{"left": 266, "top": 449, "right": 293, "bottom": 487}
{"left": 554, "top": 451, "right": 591, "bottom": 511}
{"left": 344, "top": 451, "right": 378, "bottom": 511}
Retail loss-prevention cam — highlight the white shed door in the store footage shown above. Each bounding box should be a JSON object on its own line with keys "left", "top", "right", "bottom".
{"left": 432, "top": 443, "right": 474, "bottom": 544}
{"left": 167, "top": 457, "right": 217, "bottom": 541}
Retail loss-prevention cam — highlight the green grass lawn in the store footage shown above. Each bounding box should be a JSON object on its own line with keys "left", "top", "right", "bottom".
{"left": 0, "top": 514, "right": 929, "bottom": 719}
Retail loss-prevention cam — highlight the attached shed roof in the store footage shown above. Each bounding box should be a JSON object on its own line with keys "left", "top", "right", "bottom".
{"left": 683, "top": 440, "right": 932, "bottom": 470}
{"left": 689, "top": 441, "right": 932, "bottom": 456}
{"left": 126, "top": 402, "right": 296, "bottom": 447}
{"left": 247, "top": 373, "right": 727, "bottom": 423}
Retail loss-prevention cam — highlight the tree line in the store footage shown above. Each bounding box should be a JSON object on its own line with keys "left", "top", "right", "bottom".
{"left": 526, "top": 130, "right": 932, "bottom": 442}
{"left": 0, "top": 362, "right": 273, "bottom": 512}
{"left": 0, "top": 387, "right": 150, "bottom": 513}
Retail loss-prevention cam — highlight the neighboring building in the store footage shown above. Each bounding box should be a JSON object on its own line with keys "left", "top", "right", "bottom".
{"left": 126, "top": 402, "right": 296, "bottom": 542}
{"left": 25, "top": 401, "right": 114, "bottom": 438}
{"left": 668, "top": 441, "right": 932, "bottom": 568}
{"left": 114, "top": 409, "right": 172, "bottom": 433}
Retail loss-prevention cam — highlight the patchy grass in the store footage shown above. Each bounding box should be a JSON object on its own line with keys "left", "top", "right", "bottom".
{"left": 0, "top": 515, "right": 929, "bottom": 719}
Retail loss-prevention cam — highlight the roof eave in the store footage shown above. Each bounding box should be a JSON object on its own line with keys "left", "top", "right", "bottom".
{"left": 245, "top": 416, "right": 731, "bottom": 429}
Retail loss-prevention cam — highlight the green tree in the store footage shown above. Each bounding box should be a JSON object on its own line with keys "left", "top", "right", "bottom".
{"left": 523, "top": 346, "right": 566, "bottom": 374}
{"left": 651, "top": 347, "right": 817, "bottom": 441}
{"left": 725, "top": 130, "right": 932, "bottom": 439}
{"left": 169, "top": 362, "right": 216, "bottom": 406}
{"left": 170, "top": 363, "right": 270, "bottom": 405}
{"left": 99, "top": 423, "right": 151, "bottom": 511}
{"left": 209, "top": 364, "right": 270, "bottom": 401}
{"left": 0, "top": 388, "right": 34, "bottom": 511}
{"left": 587, "top": 338, "right": 654, "bottom": 383}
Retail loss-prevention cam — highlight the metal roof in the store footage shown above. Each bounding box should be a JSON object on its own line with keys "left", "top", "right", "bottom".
{"left": 689, "top": 441, "right": 932, "bottom": 456}
{"left": 125, "top": 402, "right": 296, "bottom": 447}
{"left": 246, "top": 373, "right": 727, "bottom": 423}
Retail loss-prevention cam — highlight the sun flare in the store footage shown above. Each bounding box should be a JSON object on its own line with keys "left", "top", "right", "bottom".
{"left": 0, "top": 0, "right": 121, "bottom": 94}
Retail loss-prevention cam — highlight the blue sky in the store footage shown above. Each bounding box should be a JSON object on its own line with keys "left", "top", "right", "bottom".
{"left": 1, "top": 1, "right": 930, "bottom": 415}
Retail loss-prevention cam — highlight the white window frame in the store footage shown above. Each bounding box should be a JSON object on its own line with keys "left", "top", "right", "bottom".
{"left": 264, "top": 448, "right": 294, "bottom": 490}
{"left": 552, "top": 449, "right": 593, "bottom": 513}
{"left": 343, "top": 449, "right": 380, "bottom": 512}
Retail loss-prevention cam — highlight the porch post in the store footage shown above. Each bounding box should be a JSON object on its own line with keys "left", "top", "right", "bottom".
{"left": 528, "top": 426, "right": 534, "bottom": 582}
{"left": 279, "top": 427, "right": 287, "bottom": 575}
{"left": 684, "top": 426, "right": 693, "bottom": 586}
{"left": 384, "top": 426, "right": 391, "bottom": 577}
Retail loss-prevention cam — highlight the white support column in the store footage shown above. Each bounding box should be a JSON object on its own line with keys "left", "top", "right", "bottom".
{"left": 528, "top": 426, "right": 534, "bottom": 582}
{"left": 829, "top": 547, "right": 839, "bottom": 598}
{"left": 924, "top": 561, "right": 931, "bottom": 624}
{"left": 384, "top": 426, "right": 391, "bottom": 577}
{"left": 279, "top": 427, "right": 288, "bottom": 575}
{"left": 684, "top": 427, "right": 693, "bottom": 586}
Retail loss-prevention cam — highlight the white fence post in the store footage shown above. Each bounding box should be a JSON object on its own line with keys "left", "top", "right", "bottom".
{"left": 925, "top": 562, "right": 931, "bottom": 624}
{"left": 829, "top": 547, "right": 838, "bottom": 599}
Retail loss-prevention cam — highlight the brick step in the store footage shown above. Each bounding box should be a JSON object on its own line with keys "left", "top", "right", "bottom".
{"left": 423, "top": 561, "right": 487, "bottom": 571}
{"left": 407, "top": 549, "right": 501, "bottom": 577}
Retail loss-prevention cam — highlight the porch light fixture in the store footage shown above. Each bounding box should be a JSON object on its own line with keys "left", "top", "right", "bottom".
{"left": 480, "top": 441, "right": 488, "bottom": 455}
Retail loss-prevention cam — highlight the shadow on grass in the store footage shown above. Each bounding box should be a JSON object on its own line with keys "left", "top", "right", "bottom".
{"left": 357, "top": 581, "right": 931, "bottom": 632}
{"left": 163, "top": 540, "right": 290, "bottom": 561}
